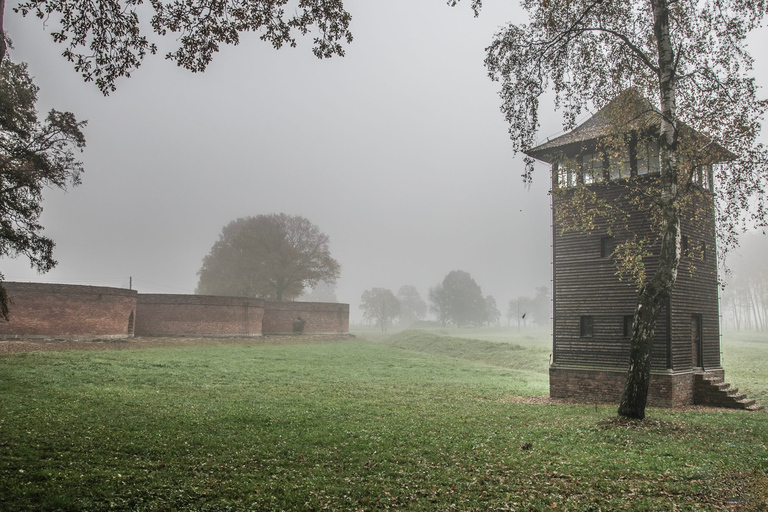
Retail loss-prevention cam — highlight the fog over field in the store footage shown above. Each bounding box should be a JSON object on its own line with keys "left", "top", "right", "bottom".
{"left": 2, "top": 1, "right": 767, "bottom": 322}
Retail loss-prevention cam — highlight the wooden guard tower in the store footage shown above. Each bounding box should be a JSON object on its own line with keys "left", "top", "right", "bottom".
{"left": 526, "top": 90, "right": 758, "bottom": 409}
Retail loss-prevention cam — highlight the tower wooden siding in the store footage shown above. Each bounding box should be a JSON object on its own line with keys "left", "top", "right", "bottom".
{"left": 670, "top": 194, "right": 721, "bottom": 371}
{"left": 552, "top": 181, "right": 719, "bottom": 373}
{"left": 552, "top": 181, "right": 670, "bottom": 371}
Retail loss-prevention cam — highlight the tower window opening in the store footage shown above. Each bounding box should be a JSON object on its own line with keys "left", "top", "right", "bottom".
{"left": 609, "top": 147, "right": 631, "bottom": 180}
{"left": 623, "top": 315, "right": 633, "bottom": 337}
{"left": 637, "top": 140, "right": 660, "bottom": 175}
{"left": 582, "top": 153, "right": 603, "bottom": 184}
{"left": 600, "top": 236, "right": 614, "bottom": 258}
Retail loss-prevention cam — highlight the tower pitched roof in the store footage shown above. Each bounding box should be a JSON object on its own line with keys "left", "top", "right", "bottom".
{"left": 524, "top": 88, "right": 734, "bottom": 164}
{"left": 525, "top": 89, "right": 657, "bottom": 163}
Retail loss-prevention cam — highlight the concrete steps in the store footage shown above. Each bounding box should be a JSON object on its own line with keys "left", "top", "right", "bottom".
{"left": 694, "top": 374, "right": 764, "bottom": 411}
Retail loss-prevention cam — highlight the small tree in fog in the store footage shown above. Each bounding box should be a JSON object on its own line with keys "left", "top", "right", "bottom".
{"left": 505, "top": 300, "right": 516, "bottom": 327}
{"left": 428, "top": 284, "right": 450, "bottom": 327}
{"left": 485, "top": 295, "right": 501, "bottom": 327}
{"left": 509, "top": 287, "right": 550, "bottom": 329}
{"left": 196, "top": 214, "right": 340, "bottom": 301}
{"left": 509, "top": 297, "right": 531, "bottom": 329}
{"left": 530, "top": 287, "right": 551, "bottom": 327}
{"left": 429, "top": 270, "right": 487, "bottom": 328}
{"left": 397, "top": 285, "right": 427, "bottom": 327}
{"left": 360, "top": 288, "right": 400, "bottom": 332}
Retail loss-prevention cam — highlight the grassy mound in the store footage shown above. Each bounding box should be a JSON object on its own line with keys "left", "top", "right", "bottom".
{"left": 381, "top": 329, "right": 548, "bottom": 374}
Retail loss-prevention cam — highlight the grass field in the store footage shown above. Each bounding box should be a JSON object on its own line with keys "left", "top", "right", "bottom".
{"left": 721, "top": 330, "right": 768, "bottom": 407}
{"left": 1, "top": 328, "right": 766, "bottom": 510}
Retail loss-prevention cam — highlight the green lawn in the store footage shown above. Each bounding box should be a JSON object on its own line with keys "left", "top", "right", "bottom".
{"left": 1, "top": 331, "right": 766, "bottom": 510}
{"left": 721, "top": 330, "right": 768, "bottom": 407}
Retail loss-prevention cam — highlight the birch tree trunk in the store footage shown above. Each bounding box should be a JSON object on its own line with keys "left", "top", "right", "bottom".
{"left": 618, "top": 0, "right": 681, "bottom": 419}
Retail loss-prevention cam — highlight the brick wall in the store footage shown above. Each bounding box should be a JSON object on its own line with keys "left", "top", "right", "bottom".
{"left": 135, "top": 294, "right": 264, "bottom": 337}
{"left": 0, "top": 282, "right": 138, "bottom": 340}
{"left": 0, "top": 284, "right": 350, "bottom": 340}
{"left": 548, "top": 366, "right": 725, "bottom": 407}
{"left": 262, "top": 301, "right": 349, "bottom": 334}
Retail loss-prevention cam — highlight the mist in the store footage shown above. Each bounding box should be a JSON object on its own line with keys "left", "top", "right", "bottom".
{"left": 2, "top": 0, "right": 766, "bottom": 324}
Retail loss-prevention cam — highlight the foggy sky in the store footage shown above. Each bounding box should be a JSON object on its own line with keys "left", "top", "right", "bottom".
{"left": 3, "top": 1, "right": 767, "bottom": 323}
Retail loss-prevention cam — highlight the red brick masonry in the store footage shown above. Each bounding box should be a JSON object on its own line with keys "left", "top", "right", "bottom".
{"left": 0, "top": 283, "right": 349, "bottom": 340}
{"left": 550, "top": 365, "right": 725, "bottom": 408}
{"left": 135, "top": 294, "right": 265, "bottom": 337}
{"left": 263, "top": 301, "right": 349, "bottom": 335}
{"left": 0, "top": 283, "right": 138, "bottom": 340}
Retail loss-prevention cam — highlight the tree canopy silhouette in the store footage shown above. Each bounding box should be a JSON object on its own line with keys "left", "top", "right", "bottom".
{"left": 360, "top": 287, "right": 400, "bottom": 332}
{"left": 197, "top": 214, "right": 340, "bottom": 301}
{"left": 429, "top": 270, "right": 487, "bottom": 328}
{"left": 0, "top": 59, "right": 86, "bottom": 319}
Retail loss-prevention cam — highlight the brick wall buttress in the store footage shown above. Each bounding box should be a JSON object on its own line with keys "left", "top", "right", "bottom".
{"left": 0, "top": 283, "right": 138, "bottom": 340}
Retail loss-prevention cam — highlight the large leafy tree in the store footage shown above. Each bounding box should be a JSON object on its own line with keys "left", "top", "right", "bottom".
{"left": 485, "top": 0, "right": 768, "bottom": 418}
{"left": 0, "top": 58, "right": 86, "bottom": 319}
{"left": 197, "top": 214, "right": 340, "bottom": 301}
{"left": 429, "top": 270, "right": 487, "bottom": 328}
{"left": 360, "top": 287, "right": 400, "bottom": 332}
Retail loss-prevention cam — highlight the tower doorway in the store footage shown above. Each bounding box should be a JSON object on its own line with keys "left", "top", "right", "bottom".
{"left": 691, "top": 314, "right": 702, "bottom": 368}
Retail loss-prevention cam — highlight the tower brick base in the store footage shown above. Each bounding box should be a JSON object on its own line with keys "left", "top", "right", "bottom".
{"left": 549, "top": 366, "right": 725, "bottom": 408}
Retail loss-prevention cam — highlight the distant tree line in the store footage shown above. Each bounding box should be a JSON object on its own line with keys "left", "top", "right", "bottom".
{"left": 359, "top": 271, "right": 505, "bottom": 330}
{"left": 721, "top": 234, "right": 768, "bottom": 331}
{"left": 358, "top": 272, "right": 553, "bottom": 330}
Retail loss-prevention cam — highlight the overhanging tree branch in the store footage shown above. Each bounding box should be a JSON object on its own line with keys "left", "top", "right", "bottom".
{"left": 576, "top": 26, "right": 659, "bottom": 75}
